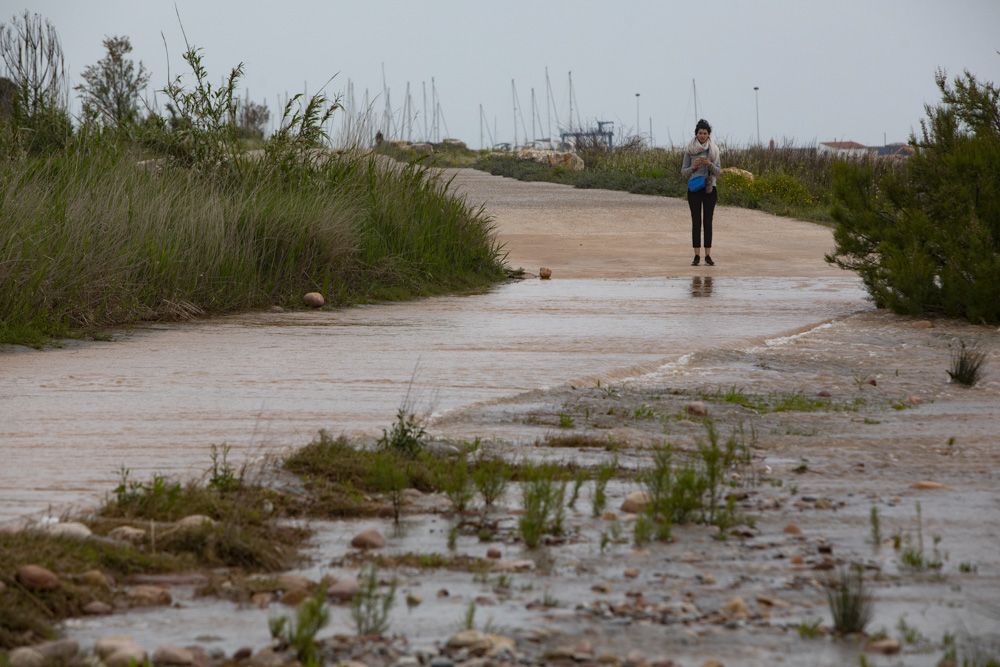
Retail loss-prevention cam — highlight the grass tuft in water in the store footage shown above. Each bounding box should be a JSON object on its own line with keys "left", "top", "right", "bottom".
{"left": 948, "top": 340, "right": 987, "bottom": 387}
{"left": 825, "top": 565, "right": 874, "bottom": 635}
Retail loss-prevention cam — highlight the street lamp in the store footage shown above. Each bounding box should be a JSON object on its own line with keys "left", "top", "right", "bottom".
{"left": 753, "top": 86, "right": 760, "bottom": 145}
{"left": 635, "top": 93, "right": 641, "bottom": 143}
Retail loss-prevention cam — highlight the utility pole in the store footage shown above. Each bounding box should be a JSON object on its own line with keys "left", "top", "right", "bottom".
{"left": 753, "top": 86, "right": 760, "bottom": 145}
{"left": 635, "top": 93, "right": 640, "bottom": 142}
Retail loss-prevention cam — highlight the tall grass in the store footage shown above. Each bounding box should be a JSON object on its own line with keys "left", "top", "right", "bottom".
{"left": 0, "top": 45, "right": 506, "bottom": 346}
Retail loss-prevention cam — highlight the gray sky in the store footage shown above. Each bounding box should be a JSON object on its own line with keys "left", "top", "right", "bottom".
{"left": 8, "top": 0, "right": 1000, "bottom": 148}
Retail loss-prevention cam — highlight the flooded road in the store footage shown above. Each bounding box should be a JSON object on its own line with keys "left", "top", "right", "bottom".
{"left": 1, "top": 276, "right": 867, "bottom": 523}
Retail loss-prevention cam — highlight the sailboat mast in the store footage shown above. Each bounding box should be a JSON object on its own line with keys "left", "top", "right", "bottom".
{"left": 568, "top": 71, "right": 573, "bottom": 132}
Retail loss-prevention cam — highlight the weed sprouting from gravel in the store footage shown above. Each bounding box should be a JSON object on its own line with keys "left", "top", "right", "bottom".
{"left": 825, "top": 565, "right": 873, "bottom": 635}
{"left": 351, "top": 563, "right": 397, "bottom": 636}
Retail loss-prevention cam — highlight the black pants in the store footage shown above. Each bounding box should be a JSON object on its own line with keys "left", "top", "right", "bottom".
{"left": 687, "top": 188, "right": 717, "bottom": 249}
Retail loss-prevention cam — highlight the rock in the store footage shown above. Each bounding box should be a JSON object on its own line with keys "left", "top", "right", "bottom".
{"left": 493, "top": 559, "right": 535, "bottom": 572}
{"left": 624, "top": 568, "right": 640, "bottom": 579}
{"left": 446, "top": 630, "right": 515, "bottom": 658}
{"left": 722, "top": 596, "right": 748, "bottom": 619}
{"left": 394, "top": 659, "right": 420, "bottom": 667}
{"left": 429, "top": 659, "right": 454, "bottom": 667}
{"left": 106, "top": 647, "right": 150, "bottom": 667}
{"left": 268, "top": 305, "right": 284, "bottom": 313}
{"left": 81, "top": 569, "right": 113, "bottom": 589}
{"left": 95, "top": 637, "right": 142, "bottom": 660}
{"left": 303, "top": 292, "right": 325, "bottom": 308}
{"left": 247, "top": 648, "right": 286, "bottom": 667}
{"left": 233, "top": 648, "right": 253, "bottom": 661}
{"left": 816, "top": 390, "right": 832, "bottom": 398}
{"left": 591, "top": 582, "right": 611, "bottom": 594}
{"left": 783, "top": 523, "right": 802, "bottom": 535}
{"left": 686, "top": 401, "right": 709, "bottom": 417}
{"left": 83, "top": 600, "right": 114, "bottom": 615}
{"left": 275, "top": 574, "right": 314, "bottom": 591}
{"left": 41, "top": 521, "right": 92, "bottom": 539}
{"left": 328, "top": 576, "right": 360, "bottom": 601}
{"left": 755, "top": 594, "right": 790, "bottom": 609}
{"left": 912, "top": 320, "right": 934, "bottom": 329}
{"left": 280, "top": 588, "right": 310, "bottom": 606}
{"left": 721, "top": 167, "right": 754, "bottom": 180}
{"left": 620, "top": 491, "right": 650, "bottom": 514}
{"left": 601, "top": 510, "right": 618, "bottom": 520}
{"left": 701, "top": 660, "right": 725, "bottom": 667}
{"left": 486, "top": 547, "right": 502, "bottom": 559}
{"left": 625, "top": 650, "right": 647, "bottom": 667}
{"left": 17, "top": 565, "right": 59, "bottom": 590}
{"left": 405, "top": 592, "right": 423, "bottom": 607}
{"left": 108, "top": 526, "right": 146, "bottom": 544}
{"left": 539, "top": 267, "right": 552, "bottom": 280}
{"left": 515, "top": 148, "right": 585, "bottom": 171}
{"left": 907, "top": 394, "right": 923, "bottom": 405}
{"left": 789, "top": 554, "right": 805, "bottom": 565}
{"left": 153, "top": 646, "right": 195, "bottom": 666}
{"left": 865, "top": 638, "right": 901, "bottom": 655}
{"left": 175, "top": 515, "right": 216, "bottom": 530}
{"left": 8, "top": 648, "right": 44, "bottom": 667}
{"left": 351, "top": 528, "right": 386, "bottom": 549}
{"left": 251, "top": 592, "right": 273, "bottom": 608}
{"left": 866, "top": 377, "right": 878, "bottom": 387}
{"left": 127, "top": 584, "right": 172, "bottom": 607}
{"left": 447, "top": 629, "right": 487, "bottom": 649}
{"left": 912, "top": 480, "right": 947, "bottom": 490}
{"left": 34, "top": 640, "right": 79, "bottom": 663}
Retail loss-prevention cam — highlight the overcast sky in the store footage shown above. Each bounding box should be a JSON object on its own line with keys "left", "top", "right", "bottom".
{"left": 8, "top": 0, "right": 1000, "bottom": 148}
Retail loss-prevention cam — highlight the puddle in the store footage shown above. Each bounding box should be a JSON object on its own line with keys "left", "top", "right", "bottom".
{"left": 1, "top": 276, "right": 867, "bottom": 524}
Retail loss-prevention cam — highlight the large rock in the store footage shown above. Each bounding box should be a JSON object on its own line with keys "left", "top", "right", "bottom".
{"left": 303, "top": 292, "right": 325, "bottom": 308}
{"left": 17, "top": 565, "right": 59, "bottom": 591}
{"left": 108, "top": 526, "right": 146, "bottom": 544}
{"left": 41, "top": 522, "right": 93, "bottom": 539}
{"left": 107, "top": 647, "right": 150, "bottom": 667}
{"left": 8, "top": 648, "right": 44, "bottom": 667}
{"left": 620, "top": 491, "right": 650, "bottom": 514}
{"left": 175, "top": 515, "right": 216, "bottom": 530}
{"left": 153, "top": 645, "right": 196, "bottom": 666}
{"left": 327, "top": 576, "right": 360, "bottom": 601}
{"left": 350, "top": 528, "right": 386, "bottom": 550}
{"left": 95, "top": 637, "right": 141, "bottom": 660}
{"left": 34, "top": 640, "right": 79, "bottom": 663}
{"left": 515, "top": 148, "right": 585, "bottom": 171}
{"left": 127, "top": 585, "right": 172, "bottom": 607}
{"left": 83, "top": 600, "right": 114, "bottom": 615}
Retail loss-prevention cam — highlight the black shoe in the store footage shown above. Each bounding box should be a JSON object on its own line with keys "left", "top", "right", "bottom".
{"left": 691, "top": 255, "right": 700, "bottom": 266}
{"left": 704, "top": 255, "right": 715, "bottom": 266}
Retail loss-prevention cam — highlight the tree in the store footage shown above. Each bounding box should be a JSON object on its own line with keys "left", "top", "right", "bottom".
{"left": 76, "top": 35, "right": 150, "bottom": 127}
{"left": 0, "top": 11, "right": 70, "bottom": 152}
{"left": 237, "top": 92, "right": 270, "bottom": 139}
{"left": 0, "top": 11, "right": 65, "bottom": 117}
{"left": 826, "top": 69, "right": 1000, "bottom": 324}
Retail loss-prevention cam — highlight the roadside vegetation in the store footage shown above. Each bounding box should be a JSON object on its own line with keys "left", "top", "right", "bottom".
{"left": 0, "top": 12, "right": 506, "bottom": 347}
{"left": 826, "top": 69, "right": 1000, "bottom": 324}
{"left": 474, "top": 137, "right": 903, "bottom": 225}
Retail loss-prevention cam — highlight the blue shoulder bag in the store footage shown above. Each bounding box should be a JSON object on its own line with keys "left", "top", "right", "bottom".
{"left": 687, "top": 173, "right": 706, "bottom": 192}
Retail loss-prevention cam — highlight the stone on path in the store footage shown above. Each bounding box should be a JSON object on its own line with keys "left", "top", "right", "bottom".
{"left": 620, "top": 491, "right": 650, "bottom": 514}
{"left": 303, "top": 292, "right": 325, "bottom": 308}
{"left": 350, "top": 528, "right": 386, "bottom": 549}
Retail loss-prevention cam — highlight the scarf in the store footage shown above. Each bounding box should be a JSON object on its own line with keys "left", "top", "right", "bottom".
{"left": 686, "top": 137, "right": 720, "bottom": 163}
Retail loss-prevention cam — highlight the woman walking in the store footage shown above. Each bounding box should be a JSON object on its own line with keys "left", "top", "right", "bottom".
{"left": 681, "top": 119, "right": 721, "bottom": 266}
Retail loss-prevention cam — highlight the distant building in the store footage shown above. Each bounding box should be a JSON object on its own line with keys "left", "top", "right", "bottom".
{"left": 818, "top": 141, "right": 869, "bottom": 157}
{"left": 818, "top": 140, "right": 914, "bottom": 159}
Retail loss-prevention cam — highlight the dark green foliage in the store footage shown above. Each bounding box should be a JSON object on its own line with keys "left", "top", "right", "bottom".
{"left": 377, "top": 409, "right": 428, "bottom": 458}
{"left": 827, "top": 70, "right": 1000, "bottom": 323}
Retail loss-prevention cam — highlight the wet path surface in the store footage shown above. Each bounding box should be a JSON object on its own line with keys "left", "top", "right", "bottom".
{"left": 1, "top": 276, "right": 867, "bottom": 523}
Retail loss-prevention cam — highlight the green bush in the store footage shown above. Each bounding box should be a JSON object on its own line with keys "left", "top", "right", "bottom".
{"left": 827, "top": 69, "right": 1000, "bottom": 323}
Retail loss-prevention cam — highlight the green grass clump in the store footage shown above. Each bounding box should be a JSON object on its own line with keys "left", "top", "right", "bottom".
{"left": 269, "top": 589, "right": 329, "bottom": 667}
{"left": 825, "top": 566, "right": 874, "bottom": 635}
{"left": 948, "top": 340, "right": 987, "bottom": 387}
{"left": 519, "top": 463, "right": 567, "bottom": 548}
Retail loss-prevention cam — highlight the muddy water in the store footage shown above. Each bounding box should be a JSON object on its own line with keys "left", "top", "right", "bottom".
{"left": 1, "top": 276, "right": 866, "bottom": 524}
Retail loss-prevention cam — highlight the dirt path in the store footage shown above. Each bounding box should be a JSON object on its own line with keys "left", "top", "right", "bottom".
{"left": 447, "top": 168, "right": 845, "bottom": 279}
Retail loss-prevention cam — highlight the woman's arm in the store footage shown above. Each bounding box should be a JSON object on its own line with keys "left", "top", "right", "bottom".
{"left": 680, "top": 152, "right": 694, "bottom": 178}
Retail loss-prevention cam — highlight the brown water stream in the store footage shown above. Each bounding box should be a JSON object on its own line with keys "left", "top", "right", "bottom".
{"left": 1, "top": 276, "right": 867, "bottom": 524}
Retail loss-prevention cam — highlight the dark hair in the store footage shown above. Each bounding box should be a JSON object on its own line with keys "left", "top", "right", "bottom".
{"left": 695, "top": 118, "right": 712, "bottom": 135}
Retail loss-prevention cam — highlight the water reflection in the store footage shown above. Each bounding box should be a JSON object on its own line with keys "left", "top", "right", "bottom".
{"left": 690, "top": 275, "right": 714, "bottom": 298}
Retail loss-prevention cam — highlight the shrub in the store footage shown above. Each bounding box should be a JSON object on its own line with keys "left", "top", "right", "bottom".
{"left": 827, "top": 69, "right": 1000, "bottom": 324}
{"left": 948, "top": 339, "right": 987, "bottom": 386}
